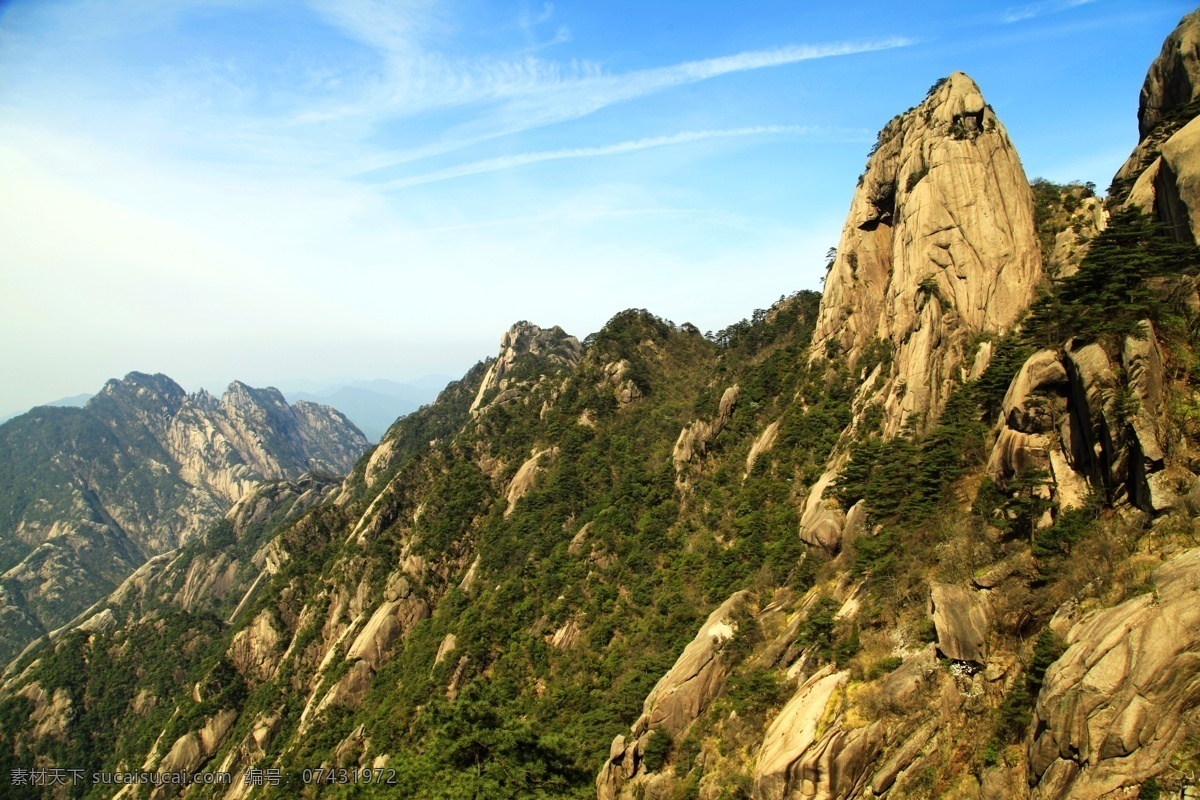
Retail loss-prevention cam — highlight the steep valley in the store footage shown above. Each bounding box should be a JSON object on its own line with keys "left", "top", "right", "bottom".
{"left": 4, "top": 10, "right": 1200, "bottom": 800}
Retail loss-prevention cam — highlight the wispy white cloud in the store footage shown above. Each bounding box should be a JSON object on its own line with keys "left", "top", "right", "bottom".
{"left": 350, "top": 36, "right": 914, "bottom": 173}
{"left": 1002, "top": 0, "right": 1095, "bottom": 24}
{"left": 380, "top": 125, "right": 837, "bottom": 188}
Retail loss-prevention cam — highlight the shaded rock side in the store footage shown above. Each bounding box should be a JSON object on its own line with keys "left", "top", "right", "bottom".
{"left": 596, "top": 591, "right": 748, "bottom": 800}
{"left": 987, "top": 322, "right": 1184, "bottom": 518}
{"left": 1028, "top": 547, "right": 1200, "bottom": 799}
{"left": 809, "top": 72, "right": 1042, "bottom": 437}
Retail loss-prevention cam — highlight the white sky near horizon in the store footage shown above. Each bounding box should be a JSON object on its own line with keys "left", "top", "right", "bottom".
{"left": 0, "top": 0, "right": 1193, "bottom": 415}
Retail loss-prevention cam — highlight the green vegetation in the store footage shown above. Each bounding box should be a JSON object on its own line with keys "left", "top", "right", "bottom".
{"left": 993, "top": 629, "right": 1065, "bottom": 745}
{"left": 1024, "top": 208, "right": 1200, "bottom": 346}
{"left": 5, "top": 170, "right": 1200, "bottom": 800}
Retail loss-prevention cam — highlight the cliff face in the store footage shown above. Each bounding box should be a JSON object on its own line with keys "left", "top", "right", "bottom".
{"left": 0, "top": 373, "right": 367, "bottom": 664}
{"left": 1116, "top": 9, "right": 1200, "bottom": 239}
{"left": 811, "top": 72, "right": 1042, "bottom": 438}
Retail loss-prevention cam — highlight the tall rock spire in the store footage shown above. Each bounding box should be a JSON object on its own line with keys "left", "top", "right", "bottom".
{"left": 809, "top": 72, "right": 1042, "bottom": 436}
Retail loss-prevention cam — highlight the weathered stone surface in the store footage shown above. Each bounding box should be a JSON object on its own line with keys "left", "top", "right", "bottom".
{"left": 1029, "top": 547, "right": 1200, "bottom": 799}
{"left": 878, "top": 644, "right": 938, "bottom": 708}
{"left": 987, "top": 427, "right": 1051, "bottom": 484}
{"left": 973, "top": 551, "right": 1034, "bottom": 590}
{"left": 20, "top": 683, "right": 72, "bottom": 740}
{"left": 673, "top": 386, "right": 739, "bottom": 487}
{"left": 639, "top": 591, "right": 747, "bottom": 736}
{"left": 1137, "top": 9, "right": 1200, "bottom": 140}
{"left": 198, "top": 709, "right": 238, "bottom": 756}
{"left": 870, "top": 719, "right": 937, "bottom": 796}
{"left": 1157, "top": 114, "right": 1200, "bottom": 243}
{"left": 320, "top": 660, "right": 374, "bottom": 713}
{"left": 745, "top": 419, "right": 782, "bottom": 476}
{"left": 809, "top": 73, "right": 1042, "bottom": 437}
{"left": 345, "top": 595, "right": 430, "bottom": 670}
{"left": 227, "top": 609, "right": 282, "bottom": 683}
{"left": 600, "top": 360, "right": 643, "bottom": 407}
{"left": 505, "top": 448, "right": 557, "bottom": 516}
{"left": 1065, "top": 341, "right": 1124, "bottom": 491}
{"left": 597, "top": 592, "right": 748, "bottom": 799}
{"left": 1049, "top": 196, "right": 1106, "bottom": 278}
{"left": 434, "top": 634, "right": 457, "bottom": 666}
{"left": 1147, "top": 467, "right": 1200, "bottom": 512}
{"left": 469, "top": 322, "right": 582, "bottom": 414}
{"left": 1116, "top": 10, "right": 1200, "bottom": 215}
{"left": 798, "top": 470, "right": 848, "bottom": 552}
{"left": 928, "top": 583, "right": 989, "bottom": 664}
{"left": 159, "top": 732, "right": 203, "bottom": 776}
{"left": 1001, "top": 350, "right": 1068, "bottom": 434}
{"left": 753, "top": 667, "right": 884, "bottom": 800}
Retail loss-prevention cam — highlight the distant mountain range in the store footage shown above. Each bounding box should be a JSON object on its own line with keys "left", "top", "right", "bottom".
{"left": 281, "top": 377, "right": 448, "bottom": 442}
{"left": 1, "top": 377, "right": 449, "bottom": 442}
{"left": 0, "top": 372, "right": 369, "bottom": 664}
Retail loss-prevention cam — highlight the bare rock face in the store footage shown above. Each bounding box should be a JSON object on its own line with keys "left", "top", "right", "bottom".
{"left": 988, "top": 321, "right": 1189, "bottom": 516}
{"left": 345, "top": 593, "right": 431, "bottom": 670}
{"left": 469, "top": 322, "right": 582, "bottom": 414}
{"left": 809, "top": 72, "right": 1042, "bottom": 437}
{"left": 745, "top": 419, "right": 782, "bottom": 477}
{"left": 600, "top": 360, "right": 643, "bottom": 407}
{"left": 227, "top": 610, "right": 283, "bottom": 683}
{"left": 752, "top": 667, "right": 885, "bottom": 800}
{"left": 1028, "top": 547, "right": 1200, "bottom": 799}
{"left": 505, "top": 448, "right": 558, "bottom": 517}
{"left": 798, "top": 469, "right": 848, "bottom": 552}
{"left": 1138, "top": 9, "right": 1200, "bottom": 140}
{"left": 673, "top": 386, "right": 740, "bottom": 488}
{"left": 1049, "top": 196, "right": 1107, "bottom": 279}
{"left": 1116, "top": 10, "right": 1200, "bottom": 243}
{"left": 1154, "top": 114, "right": 1200, "bottom": 243}
{"left": 597, "top": 592, "right": 748, "bottom": 800}
{"left": 928, "top": 583, "right": 989, "bottom": 665}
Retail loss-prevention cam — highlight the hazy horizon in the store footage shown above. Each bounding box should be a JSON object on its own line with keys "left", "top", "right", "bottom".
{"left": 2, "top": 0, "right": 1193, "bottom": 415}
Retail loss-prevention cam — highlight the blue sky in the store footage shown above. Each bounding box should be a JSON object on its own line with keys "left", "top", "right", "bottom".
{"left": 0, "top": 0, "right": 1193, "bottom": 414}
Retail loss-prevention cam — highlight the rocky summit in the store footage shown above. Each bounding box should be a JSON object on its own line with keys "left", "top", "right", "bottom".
{"left": 3, "top": 11, "right": 1200, "bottom": 800}
{"left": 0, "top": 373, "right": 367, "bottom": 665}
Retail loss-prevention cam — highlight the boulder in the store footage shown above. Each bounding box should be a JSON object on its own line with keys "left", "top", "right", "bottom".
{"left": 753, "top": 667, "right": 885, "bottom": 800}
{"left": 928, "top": 583, "right": 989, "bottom": 664}
{"left": 1001, "top": 349, "right": 1068, "bottom": 434}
